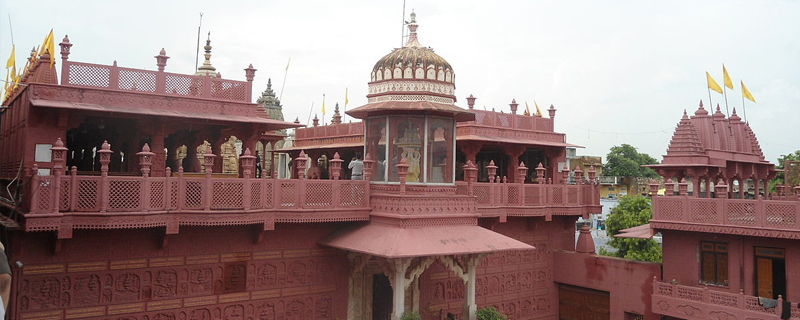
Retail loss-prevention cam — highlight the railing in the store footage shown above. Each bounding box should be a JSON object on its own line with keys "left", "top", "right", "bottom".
{"left": 652, "top": 196, "right": 800, "bottom": 231}
{"left": 651, "top": 279, "right": 798, "bottom": 319}
{"left": 455, "top": 181, "right": 597, "bottom": 208}
{"left": 469, "top": 110, "right": 553, "bottom": 132}
{"left": 27, "top": 171, "right": 369, "bottom": 215}
{"left": 294, "top": 122, "right": 365, "bottom": 140}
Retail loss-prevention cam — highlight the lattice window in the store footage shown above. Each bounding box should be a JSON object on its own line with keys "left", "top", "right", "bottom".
{"left": 765, "top": 204, "right": 797, "bottom": 227}
{"left": 263, "top": 182, "right": 273, "bottom": 207}
{"left": 166, "top": 74, "right": 202, "bottom": 96}
{"left": 339, "top": 182, "right": 365, "bottom": 206}
{"left": 304, "top": 182, "right": 333, "bottom": 207}
{"left": 250, "top": 181, "right": 262, "bottom": 208}
{"left": 68, "top": 64, "right": 110, "bottom": 87}
{"left": 455, "top": 183, "right": 467, "bottom": 195}
{"left": 77, "top": 179, "right": 99, "bottom": 211}
{"left": 691, "top": 201, "right": 717, "bottom": 222}
{"left": 657, "top": 200, "right": 683, "bottom": 220}
{"left": 59, "top": 179, "right": 71, "bottom": 211}
{"left": 169, "top": 181, "right": 179, "bottom": 209}
{"left": 280, "top": 182, "right": 296, "bottom": 207}
{"left": 36, "top": 179, "right": 53, "bottom": 212}
{"left": 567, "top": 187, "right": 578, "bottom": 204}
{"left": 108, "top": 180, "right": 141, "bottom": 211}
{"left": 184, "top": 181, "right": 203, "bottom": 208}
{"left": 150, "top": 181, "right": 165, "bottom": 209}
{"left": 119, "top": 69, "right": 157, "bottom": 92}
{"left": 727, "top": 202, "right": 756, "bottom": 225}
{"left": 211, "top": 181, "right": 244, "bottom": 209}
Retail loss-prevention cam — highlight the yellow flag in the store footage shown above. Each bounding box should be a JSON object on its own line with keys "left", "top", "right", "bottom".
{"left": 285, "top": 57, "right": 291, "bottom": 72}
{"left": 345, "top": 88, "right": 349, "bottom": 107}
{"left": 534, "top": 100, "right": 543, "bottom": 116}
{"left": 5, "top": 45, "right": 15, "bottom": 69}
{"left": 722, "top": 64, "right": 733, "bottom": 89}
{"left": 523, "top": 102, "right": 531, "bottom": 116}
{"left": 741, "top": 80, "right": 756, "bottom": 103}
{"left": 321, "top": 94, "right": 326, "bottom": 115}
{"left": 40, "top": 29, "right": 56, "bottom": 69}
{"left": 706, "top": 72, "right": 723, "bottom": 94}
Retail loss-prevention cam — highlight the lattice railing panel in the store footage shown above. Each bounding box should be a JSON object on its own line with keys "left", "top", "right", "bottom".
{"left": 496, "top": 114, "right": 510, "bottom": 127}
{"left": 765, "top": 203, "right": 797, "bottom": 228}
{"left": 165, "top": 74, "right": 202, "bottom": 97}
{"left": 726, "top": 202, "right": 756, "bottom": 225}
{"left": 340, "top": 182, "right": 366, "bottom": 207}
{"left": 473, "top": 185, "right": 490, "bottom": 204}
{"left": 455, "top": 183, "right": 468, "bottom": 195}
{"left": 184, "top": 181, "right": 203, "bottom": 209}
{"left": 507, "top": 185, "right": 521, "bottom": 205}
{"left": 655, "top": 282, "right": 673, "bottom": 296}
{"left": 517, "top": 117, "right": 533, "bottom": 130}
{"left": 552, "top": 186, "right": 564, "bottom": 205}
{"left": 305, "top": 182, "right": 333, "bottom": 207}
{"left": 280, "top": 181, "right": 297, "bottom": 207}
{"left": 149, "top": 180, "right": 165, "bottom": 209}
{"left": 690, "top": 201, "right": 717, "bottom": 223}
{"left": 77, "top": 179, "right": 100, "bottom": 211}
{"left": 744, "top": 296, "right": 777, "bottom": 314}
{"left": 524, "top": 185, "right": 543, "bottom": 205}
{"left": 211, "top": 181, "right": 244, "bottom": 209}
{"left": 709, "top": 290, "right": 738, "bottom": 307}
{"left": 676, "top": 286, "right": 703, "bottom": 301}
{"left": 35, "top": 178, "right": 53, "bottom": 212}
{"left": 474, "top": 112, "right": 486, "bottom": 125}
{"left": 119, "top": 69, "right": 157, "bottom": 92}
{"left": 566, "top": 186, "right": 578, "bottom": 204}
{"left": 68, "top": 64, "right": 110, "bottom": 88}
{"left": 59, "top": 179, "right": 71, "bottom": 211}
{"left": 169, "top": 181, "right": 179, "bottom": 209}
{"left": 250, "top": 181, "right": 262, "bottom": 208}
{"left": 108, "top": 180, "right": 142, "bottom": 211}
{"left": 656, "top": 199, "right": 683, "bottom": 221}
{"left": 263, "top": 182, "right": 273, "bottom": 207}
{"left": 210, "top": 79, "right": 248, "bottom": 101}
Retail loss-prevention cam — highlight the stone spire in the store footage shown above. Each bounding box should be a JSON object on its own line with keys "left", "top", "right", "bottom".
{"left": 404, "top": 10, "right": 423, "bottom": 48}
{"left": 256, "top": 78, "right": 284, "bottom": 121}
{"left": 195, "top": 32, "right": 219, "bottom": 77}
{"left": 331, "top": 103, "right": 342, "bottom": 125}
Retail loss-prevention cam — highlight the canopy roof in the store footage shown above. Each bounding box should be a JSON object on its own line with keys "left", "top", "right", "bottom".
{"left": 346, "top": 100, "right": 475, "bottom": 122}
{"left": 320, "top": 222, "right": 534, "bottom": 258}
{"left": 614, "top": 223, "right": 654, "bottom": 239}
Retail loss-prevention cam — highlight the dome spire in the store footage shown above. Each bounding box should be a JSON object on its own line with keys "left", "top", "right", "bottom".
{"left": 404, "top": 10, "right": 423, "bottom": 48}
{"left": 195, "top": 32, "right": 219, "bottom": 77}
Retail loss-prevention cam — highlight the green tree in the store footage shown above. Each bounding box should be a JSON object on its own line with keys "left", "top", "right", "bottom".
{"left": 477, "top": 307, "right": 507, "bottom": 320}
{"left": 599, "top": 195, "right": 662, "bottom": 263}
{"left": 770, "top": 150, "right": 800, "bottom": 191}
{"left": 603, "top": 144, "right": 659, "bottom": 178}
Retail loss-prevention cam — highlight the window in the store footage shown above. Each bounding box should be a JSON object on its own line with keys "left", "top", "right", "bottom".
{"left": 700, "top": 241, "right": 728, "bottom": 285}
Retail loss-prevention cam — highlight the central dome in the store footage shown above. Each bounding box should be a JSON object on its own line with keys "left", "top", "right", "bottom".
{"left": 367, "top": 12, "right": 456, "bottom": 105}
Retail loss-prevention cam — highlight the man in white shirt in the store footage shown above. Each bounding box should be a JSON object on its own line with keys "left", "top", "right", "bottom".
{"left": 349, "top": 152, "right": 364, "bottom": 180}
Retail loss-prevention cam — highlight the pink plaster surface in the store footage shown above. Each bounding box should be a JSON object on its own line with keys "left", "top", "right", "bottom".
{"left": 553, "top": 251, "right": 662, "bottom": 319}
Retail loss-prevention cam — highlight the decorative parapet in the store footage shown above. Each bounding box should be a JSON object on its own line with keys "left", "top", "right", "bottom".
{"left": 651, "top": 195, "right": 800, "bottom": 239}
{"left": 454, "top": 181, "right": 601, "bottom": 221}
{"left": 651, "top": 278, "right": 798, "bottom": 319}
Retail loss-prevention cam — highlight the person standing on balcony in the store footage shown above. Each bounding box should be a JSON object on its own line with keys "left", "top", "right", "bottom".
{"left": 349, "top": 152, "right": 364, "bottom": 180}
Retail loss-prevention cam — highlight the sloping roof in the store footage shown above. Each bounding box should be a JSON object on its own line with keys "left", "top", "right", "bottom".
{"left": 614, "top": 224, "right": 654, "bottom": 239}
{"left": 320, "top": 222, "right": 534, "bottom": 258}
{"left": 346, "top": 101, "right": 475, "bottom": 122}
{"left": 458, "top": 134, "right": 582, "bottom": 148}
{"left": 30, "top": 99, "right": 302, "bottom": 130}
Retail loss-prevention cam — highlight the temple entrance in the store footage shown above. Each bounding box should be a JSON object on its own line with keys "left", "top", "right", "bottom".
{"left": 755, "top": 247, "right": 786, "bottom": 299}
{"left": 558, "top": 284, "right": 610, "bottom": 320}
{"left": 372, "top": 274, "right": 393, "bottom": 320}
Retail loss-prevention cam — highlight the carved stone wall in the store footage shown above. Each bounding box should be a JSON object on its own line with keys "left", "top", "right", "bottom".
{"left": 10, "top": 224, "right": 350, "bottom": 320}
{"left": 418, "top": 216, "right": 572, "bottom": 320}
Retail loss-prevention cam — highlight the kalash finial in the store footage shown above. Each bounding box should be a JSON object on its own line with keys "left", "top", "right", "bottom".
{"left": 405, "top": 10, "right": 423, "bottom": 48}
{"left": 195, "top": 31, "right": 218, "bottom": 77}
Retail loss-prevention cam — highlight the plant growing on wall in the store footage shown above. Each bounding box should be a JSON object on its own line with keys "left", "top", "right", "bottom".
{"left": 476, "top": 306, "right": 507, "bottom": 320}
{"left": 599, "top": 195, "right": 662, "bottom": 263}
{"left": 401, "top": 311, "right": 421, "bottom": 320}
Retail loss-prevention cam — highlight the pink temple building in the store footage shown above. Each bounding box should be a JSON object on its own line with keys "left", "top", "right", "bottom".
{"left": 4, "top": 10, "right": 796, "bottom": 320}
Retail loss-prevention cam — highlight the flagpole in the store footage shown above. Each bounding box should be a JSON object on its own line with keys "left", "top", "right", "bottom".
{"left": 279, "top": 57, "right": 290, "bottom": 101}
{"left": 306, "top": 101, "right": 315, "bottom": 126}
{"left": 707, "top": 87, "right": 713, "bottom": 114}
{"left": 722, "top": 86, "right": 730, "bottom": 118}
{"left": 194, "top": 13, "right": 203, "bottom": 72}
{"left": 343, "top": 87, "right": 348, "bottom": 123}
{"left": 741, "top": 93, "right": 747, "bottom": 123}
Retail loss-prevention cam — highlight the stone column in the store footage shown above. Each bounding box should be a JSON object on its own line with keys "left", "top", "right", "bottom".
{"left": 463, "top": 256, "right": 479, "bottom": 320}
{"left": 391, "top": 259, "right": 411, "bottom": 320}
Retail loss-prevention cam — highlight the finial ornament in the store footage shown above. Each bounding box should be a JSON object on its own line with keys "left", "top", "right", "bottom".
{"left": 404, "top": 10, "right": 422, "bottom": 48}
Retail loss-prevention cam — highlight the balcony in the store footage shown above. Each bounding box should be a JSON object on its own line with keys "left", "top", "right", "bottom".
{"left": 455, "top": 181, "right": 601, "bottom": 220}
{"left": 651, "top": 279, "right": 798, "bottom": 319}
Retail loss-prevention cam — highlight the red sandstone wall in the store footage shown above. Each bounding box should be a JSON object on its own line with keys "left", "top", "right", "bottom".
{"left": 661, "top": 229, "right": 800, "bottom": 298}
{"left": 552, "top": 251, "right": 661, "bottom": 319}
{"left": 9, "top": 223, "right": 351, "bottom": 320}
{"left": 418, "top": 216, "right": 574, "bottom": 320}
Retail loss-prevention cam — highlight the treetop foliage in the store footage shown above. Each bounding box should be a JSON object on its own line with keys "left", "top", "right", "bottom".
{"left": 603, "top": 144, "right": 660, "bottom": 178}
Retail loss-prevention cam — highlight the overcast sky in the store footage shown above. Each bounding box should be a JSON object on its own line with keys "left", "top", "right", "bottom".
{"left": 2, "top": 0, "right": 798, "bottom": 164}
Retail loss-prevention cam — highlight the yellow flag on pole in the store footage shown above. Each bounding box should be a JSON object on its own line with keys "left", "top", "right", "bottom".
{"left": 534, "top": 101, "right": 543, "bottom": 116}
{"left": 321, "top": 94, "right": 326, "bottom": 115}
{"left": 523, "top": 102, "right": 530, "bottom": 116}
{"left": 722, "top": 64, "right": 734, "bottom": 89}
{"left": 40, "top": 29, "right": 56, "bottom": 69}
{"left": 345, "top": 88, "right": 349, "bottom": 107}
{"left": 5, "top": 45, "right": 15, "bottom": 69}
{"left": 285, "top": 57, "right": 291, "bottom": 72}
{"left": 706, "top": 72, "right": 723, "bottom": 94}
{"left": 741, "top": 80, "right": 756, "bottom": 103}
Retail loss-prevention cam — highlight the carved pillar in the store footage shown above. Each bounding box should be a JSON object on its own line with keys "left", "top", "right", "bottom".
{"left": 329, "top": 152, "right": 344, "bottom": 180}
{"left": 715, "top": 181, "right": 729, "bottom": 199}
{"left": 391, "top": 258, "right": 411, "bottom": 320}
{"left": 363, "top": 153, "right": 375, "bottom": 181}
{"left": 98, "top": 141, "right": 113, "bottom": 213}
{"left": 397, "top": 158, "right": 410, "bottom": 194}
{"left": 240, "top": 148, "right": 256, "bottom": 179}
{"left": 516, "top": 162, "right": 528, "bottom": 184}
{"left": 535, "top": 163, "right": 546, "bottom": 184}
{"left": 504, "top": 145, "right": 525, "bottom": 183}
{"left": 678, "top": 178, "right": 689, "bottom": 196}
{"left": 650, "top": 182, "right": 660, "bottom": 197}
{"left": 296, "top": 151, "right": 308, "bottom": 180}
{"left": 463, "top": 256, "right": 479, "bottom": 320}
{"left": 486, "top": 160, "right": 498, "bottom": 182}
{"left": 51, "top": 138, "right": 68, "bottom": 214}
{"left": 150, "top": 124, "right": 167, "bottom": 177}
{"left": 459, "top": 143, "right": 482, "bottom": 168}
{"left": 203, "top": 146, "right": 216, "bottom": 177}
{"left": 137, "top": 143, "right": 155, "bottom": 177}
{"left": 664, "top": 179, "right": 675, "bottom": 196}
{"left": 574, "top": 165, "right": 583, "bottom": 185}
{"left": 560, "top": 163, "right": 570, "bottom": 185}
